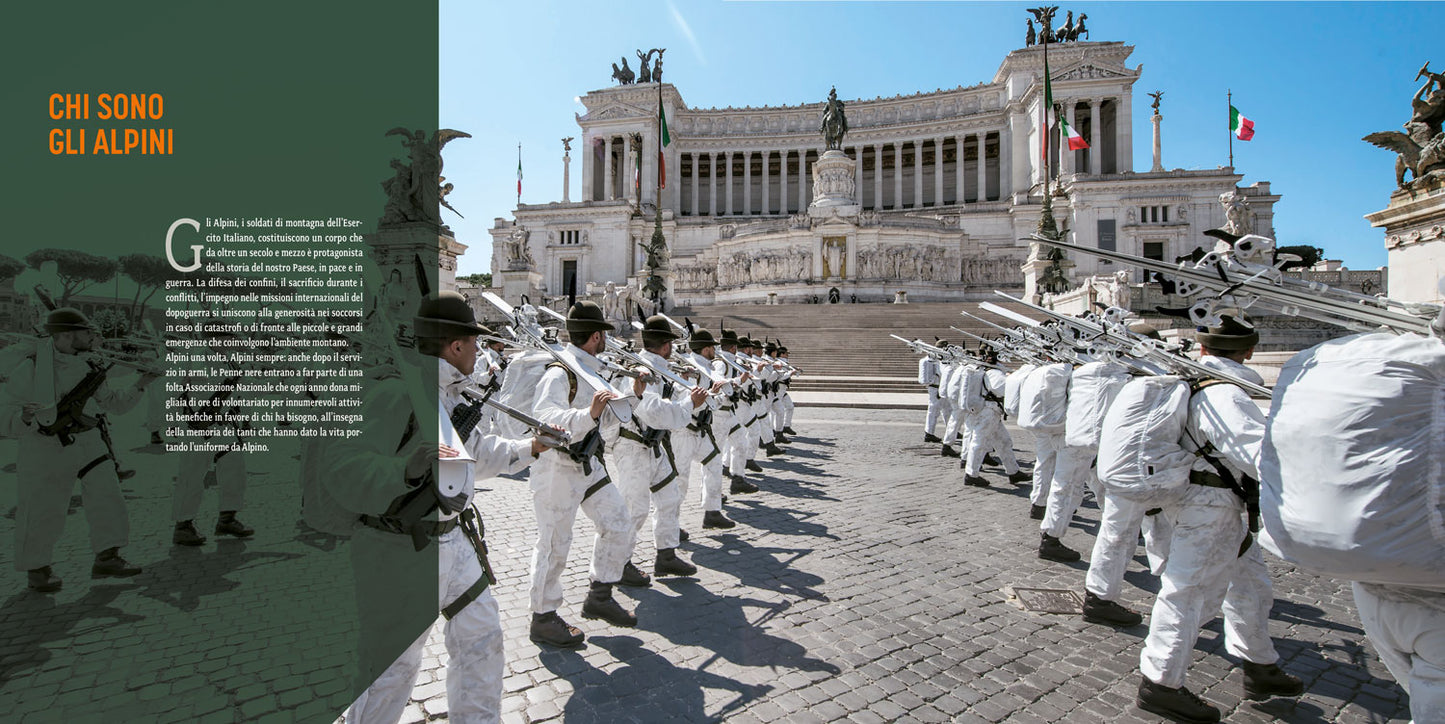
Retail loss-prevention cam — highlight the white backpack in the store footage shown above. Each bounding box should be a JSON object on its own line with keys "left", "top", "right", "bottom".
{"left": 1016, "top": 363, "right": 1070, "bottom": 433}
{"left": 490, "top": 349, "right": 555, "bottom": 438}
{"left": 1261, "top": 332, "right": 1445, "bottom": 592}
{"left": 1095, "top": 375, "right": 1197, "bottom": 498}
{"left": 1064, "top": 361, "right": 1131, "bottom": 449}
{"left": 1004, "top": 364, "right": 1037, "bottom": 419}
{"left": 960, "top": 365, "right": 987, "bottom": 415}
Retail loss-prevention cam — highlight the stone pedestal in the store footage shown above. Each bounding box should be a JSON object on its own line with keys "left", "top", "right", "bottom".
{"left": 1021, "top": 252, "right": 1075, "bottom": 305}
{"left": 1367, "top": 176, "right": 1445, "bottom": 304}
{"left": 893, "top": 291, "right": 908, "bottom": 304}
{"left": 498, "top": 267, "right": 543, "bottom": 306}
{"left": 808, "top": 149, "right": 860, "bottom": 218}
{"left": 366, "top": 222, "right": 467, "bottom": 301}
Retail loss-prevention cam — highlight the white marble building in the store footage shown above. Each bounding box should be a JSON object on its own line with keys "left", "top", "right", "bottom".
{"left": 490, "top": 40, "right": 1277, "bottom": 306}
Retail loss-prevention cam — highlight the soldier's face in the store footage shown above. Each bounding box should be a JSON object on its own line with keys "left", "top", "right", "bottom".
{"left": 447, "top": 335, "right": 480, "bottom": 375}
{"left": 698, "top": 346, "right": 715, "bottom": 360}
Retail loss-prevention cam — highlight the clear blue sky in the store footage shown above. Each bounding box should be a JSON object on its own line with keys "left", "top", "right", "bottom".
{"left": 441, "top": 1, "right": 1442, "bottom": 277}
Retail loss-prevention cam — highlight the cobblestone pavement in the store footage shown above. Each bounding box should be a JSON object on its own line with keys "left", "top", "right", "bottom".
{"left": 420, "top": 409, "right": 1412, "bottom": 723}
{"left": 0, "top": 408, "right": 1414, "bottom": 722}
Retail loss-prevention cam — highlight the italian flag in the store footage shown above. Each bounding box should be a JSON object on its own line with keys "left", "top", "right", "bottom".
{"left": 658, "top": 95, "right": 671, "bottom": 189}
{"left": 1230, "top": 105, "right": 1255, "bottom": 141}
{"left": 516, "top": 150, "right": 523, "bottom": 197}
{"left": 1061, "top": 115, "right": 1089, "bottom": 150}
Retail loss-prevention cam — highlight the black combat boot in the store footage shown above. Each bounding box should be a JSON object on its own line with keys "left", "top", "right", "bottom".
{"left": 1029, "top": 504, "right": 1046, "bottom": 520}
{"left": 91, "top": 548, "right": 142, "bottom": 578}
{"left": 1136, "top": 676, "right": 1220, "bottom": 723}
{"left": 783, "top": 426, "right": 797, "bottom": 435}
{"left": 984, "top": 453, "right": 1000, "bottom": 466}
{"left": 923, "top": 433, "right": 942, "bottom": 443}
{"left": 730, "top": 476, "right": 758, "bottom": 494}
{"left": 1008, "top": 471, "right": 1031, "bottom": 484}
{"left": 678, "top": 529, "right": 690, "bottom": 543}
{"left": 1241, "top": 661, "right": 1304, "bottom": 700}
{"left": 214, "top": 511, "right": 254, "bottom": 538}
{"left": 581, "top": 581, "right": 637, "bottom": 627}
{"left": 1038, "top": 533, "right": 1081, "bottom": 562}
{"left": 745, "top": 460, "right": 763, "bottom": 473}
{"left": 529, "top": 611, "right": 584, "bottom": 648}
{"left": 964, "top": 474, "right": 990, "bottom": 487}
{"left": 722, "top": 466, "right": 732, "bottom": 478}
{"left": 619, "top": 561, "right": 652, "bottom": 588}
{"left": 27, "top": 566, "right": 62, "bottom": 593}
{"left": 1082, "top": 591, "right": 1143, "bottom": 627}
{"left": 764, "top": 442, "right": 783, "bottom": 456}
{"left": 941, "top": 445, "right": 960, "bottom": 458}
{"left": 173, "top": 520, "right": 207, "bottom": 546}
{"left": 774, "top": 433, "right": 791, "bottom": 444}
{"left": 702, "top": 510, "right": 736, "bottom": 529}
{"left": 654, "top": 548, "right": 697, "bottom": 577}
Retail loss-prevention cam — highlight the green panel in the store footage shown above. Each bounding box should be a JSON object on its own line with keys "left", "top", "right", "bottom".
{"left": 0, "top": 2, "right": 441, "bottom": 721}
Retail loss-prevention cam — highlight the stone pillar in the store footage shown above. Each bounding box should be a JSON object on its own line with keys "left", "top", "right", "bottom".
{"left": 761, "top": 150, "right": 771, "bottom": 214}
{"left": 953, "top": 136, "right": 966, "bottom": 204}
{"left": 894, "top": 143, "right": 903, "bottom": 209}
{"left": 742, "top": 150, "right": 752, "bottom": 215}
{"left": 999, "top": 127, "right": 1013, "bottom": 198}
{"left": 912, "top": 141, "right": 923, "bottom": 208}
{"left": 1090, "top": 99, "right": 1103, "bottom": 175}
{"left": 798, "top": 151, "right": 809, "bottom": 212}
{"left": 603, "top": 136, "right": 614, "bottom": 201}
{"left": 1151, "top": 109, "right": 1164, "bottom": 173}
{"left": 709, "top": 153, "right": 718, "bottom": 216}
{"left": 873, "top": 146, "right": 883, "bottom": 210}
{"left": 562, "top": 147, "right": 571, "bottom": 203}
{"left": 934, "top": 137, "right": 945, "bottom": 207}
{"left": 690, "top": 154, "right": 699, "bottom": 216}
{"left": 780, "top": 150, "right": 789, "bottom": 215}
{"left": 1117, "top": 95, "right": 1134, "bottom": 173}
{"left": 977, "top": 134, "right": 988, "bottom": 202}
{"left": 582, "top": 135, "right": 593, "bottom": 202}
{"left": 672, "top": 143, "right": 682, "bottom": 214}
{"left": 1009, "top": 111, "right": 1028, "bottom": 197}
{"left": 725, "top": 151, "right": 734, "bottom": 215}
{"left": 854, "top": 147, "right": 863, "bottom": 206}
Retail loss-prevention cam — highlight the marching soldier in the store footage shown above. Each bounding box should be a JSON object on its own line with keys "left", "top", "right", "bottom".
{"left": 918, "top": 345, "right": 944, "bottom": 443}
{"left": 527, "top": 301, "right": 638, "bottom": 646}
{"left": 776, "top": 344, "right": 797, "bottom": 436}
{"left": 718, "top": 331, "right": 760, "bottom": 494}
{"left": 333, "top": 291, "right": 552, "bottom": 723}
{"left": 172, "top": 322, "right": 254, "bottom": 546}
{"left": 684, "top": 328, "right": 737, "bottom": 529}
{"left": 1, "top": 308, "right": 155, "bottom": 592}
{"left": 611, "top": 316, "right": 713, "bottom": 584}
{"left": 1136, "top": 315, "right": 1303, "bottom": 722}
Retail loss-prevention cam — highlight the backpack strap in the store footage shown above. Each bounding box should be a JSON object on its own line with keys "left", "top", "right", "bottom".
{"left": 545, "top": 361, "right": 579, "bottom": 404}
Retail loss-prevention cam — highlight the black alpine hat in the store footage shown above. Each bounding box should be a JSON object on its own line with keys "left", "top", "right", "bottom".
{"left": 1196, "top": 313, "right": 1259, "bottom": 351}
{"left": 688, "top": 328, "right": 718, "bottom": 352}
{"left": 641, "top": 315, "right": 680, "bottom": 346}
{"left": 414, "top": 291, "right": 490, "bottom": 338}
{"left": 44, "top": 307, "right": 94, "bottom": 334}
{"left": 565, "top": 300, "right": 614, "bottom": 334}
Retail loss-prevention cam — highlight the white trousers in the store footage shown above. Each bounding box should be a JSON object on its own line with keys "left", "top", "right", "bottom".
{"left": 528, "top": 455, "right": 631, "bottom": 613}
{"left": 781, "top": 391, "right": 794, "bottom": 428}
{"left": 924, "top": 387, "right": 944, "bottom": 435}
{"left": 688, "top": 419, "right": 726, "bottom": 511}
{"left": 347, "top": 528, "right": 503, "bottom": 724}
{"left": 612, "top": 437, "right": 683, "bottom": 552}
{"left": 14, "top": 431, "right": 129, "bottom": 570}
{"left": 1085, "top": 489, "right": 1177, "bottom": 601}
{"left": 173, "top": 448, "right": 246, "bottom": 522}
{"left": 941, "top": 402, "right": 961, "bottom": 445}
{"left": 1140, "top": 485, "right": 1279, "bottom": 688}
{"left": 962, "top": 409, "right": 1019, "bottom": 476}
{"left": 1353, "top": 583, "right": 1445, "bottom": 724}
{"left": 1028, "top": 431, "right": 1064, "bottom": 507}
{"left": 1041, "top": 444, "right": 1095, "bottom": 539}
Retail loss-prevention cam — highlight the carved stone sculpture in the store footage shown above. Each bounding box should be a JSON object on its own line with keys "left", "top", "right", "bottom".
{"left": 380, "top": 128, "right": 472, "bottom": 228}
{"left": 1363, "top": 63, "right": 1445, "bottom": 188}
{"left": 612, "top": 57, "right": 635, "bottom": 85}
{"left": 1220, "top": 189, "right": 1253, "bottom": 236}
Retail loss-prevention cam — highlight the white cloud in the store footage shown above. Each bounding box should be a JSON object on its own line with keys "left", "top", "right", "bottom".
{"left": 668, "top": 0, "right": 706, "bottom": 66}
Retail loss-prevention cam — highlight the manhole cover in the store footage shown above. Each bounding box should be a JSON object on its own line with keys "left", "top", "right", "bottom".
{"left": 1009, "top": 587, "right": 1084, "bottom": 614}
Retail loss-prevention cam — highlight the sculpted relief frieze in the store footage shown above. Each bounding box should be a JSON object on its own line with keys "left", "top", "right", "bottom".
{"left": 714, "top": 246, "right": 814, "bottom": 288}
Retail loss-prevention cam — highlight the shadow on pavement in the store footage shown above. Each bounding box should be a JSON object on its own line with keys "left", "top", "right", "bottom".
{"left": 0, "top": 585, "right": 145, "bottom": 686}
{"left": 685, "top": 533, "right": 831, "bottom": 602}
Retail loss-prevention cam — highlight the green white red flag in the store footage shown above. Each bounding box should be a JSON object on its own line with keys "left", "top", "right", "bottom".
{"left": 1061, "top": 115, "right": 1089, "bottom": 150}
{"left": 1230, "top": 105, "right": 1254, "bottom": 141}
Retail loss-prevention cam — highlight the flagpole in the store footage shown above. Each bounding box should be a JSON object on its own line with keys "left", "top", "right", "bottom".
{"left": 517, "top": 142, "right": 522, "bottom": 206}
{"left": 1035, "top": 7, "right": 1059, "bottom": 241}
{"left": 1227, "top": 90, "right": 1234, "bottom": 169}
